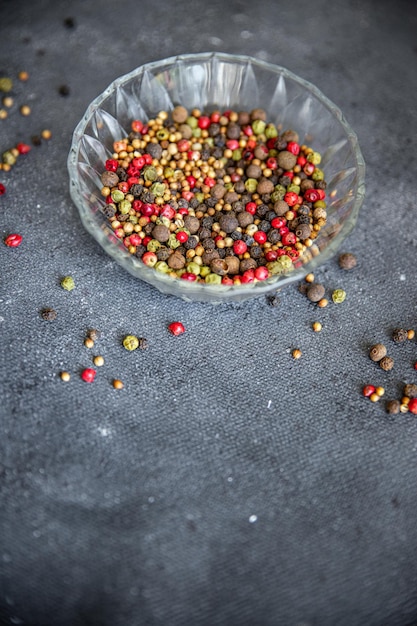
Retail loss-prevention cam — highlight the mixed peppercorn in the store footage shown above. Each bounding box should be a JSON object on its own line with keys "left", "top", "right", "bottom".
{"left": 99, "top": 106, "right": 328, "bottom": 285}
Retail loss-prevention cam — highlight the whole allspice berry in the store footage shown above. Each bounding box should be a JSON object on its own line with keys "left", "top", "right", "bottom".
{"left": 404, "top": 384, "right": 417, "bottom": 398}
{"left": 338, "top": 252, "right": 357, "bottom": 270}
{"left": 379, "top": 356, "right": 394, "bottom": 371}
{"left": 306, "top": 283, "right": 325, "bottom": 303}
{"left": 386, "top": 399, "right": 400, "bottom": 414}
{"left": 392, "top": 328, "right": 408, "bottom": 343}
{"left": 369, "top": 343, "right": 387, "bottom": 362}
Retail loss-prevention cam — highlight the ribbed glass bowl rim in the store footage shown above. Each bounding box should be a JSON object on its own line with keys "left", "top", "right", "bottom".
{"left": 68, "top": 52, "right": 366, "bottom": 299}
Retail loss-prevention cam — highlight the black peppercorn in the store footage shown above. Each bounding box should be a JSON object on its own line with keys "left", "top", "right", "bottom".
{"left": 145, "top": 143, "right": 163, "bottom": 159}
{"left": 135, "top": 245, "right": 146, "bottom": 258}
{"left": 184, "top": 235, "right": 198, "bottom": 249}
{"left": 258, "top": 220, "right": 271, "bottom": 232}
{"left": 250, "top": 245, "right": 262, "bottom": 259}
{"left": 202, "top": 238, "right": 216, "bottom": 250}
{"left": 267, "top": 229, "right": 281, "bottom": 244}
{"left": 116, "top": 167, "right": 127, "bottom": 181}
{"left": 41, "top": 308, "right": 57, "bottom": 321}
{"left": 404, "top": 384, "right": 417, "bottom": 398}
{"left": 130, "top": 184, "right": 143, "bottom": 197}
{"left": 156, "top": 246, "right": 171, "bottom": 261}
{"left": 392, "top": 328, "right": 408, "bottom": 343}
{"left": 386, "top": 399, "right": 400, "bottom": 414}
{"left": 256, "top": 204, "right": 269, "bottom": 218}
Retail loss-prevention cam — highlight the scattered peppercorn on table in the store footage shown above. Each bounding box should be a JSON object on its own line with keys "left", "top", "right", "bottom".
{"left": 1, "top": 2, "right": 417, "bottom": 626}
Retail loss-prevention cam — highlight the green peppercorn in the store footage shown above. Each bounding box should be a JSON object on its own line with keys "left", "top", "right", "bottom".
{"left": 154, "top": 261, "right": 170, "bottom": 273}
{"left": 307, "top": 151, "right": 322, "bottom": 165}
{"left": 156, "top": 128, "right": 170, "bottom": 141}
{"left": 332, "top": 288, "right": 346, "bottom": 304}
{"left": 111, "top": 189, "right": 125, "bottom": 203}
{"left": 252, "top": 119, "right": 266, "bottom": 135}
{"left": 61, "top": 276, "right": 75, "bottom": 291}
{"left": 123, "top": 335, "right": 139, "bottom": 351}
{"left": 150, "top": 182, "right": 166, "bottom": 197}
{"left": 186, "top": 115, "right": 198, "bottom": 129}
{"left": 312, "top": 167, "right": 324, "bottom": 181}
{"left": 205, "top": 273, "right": 222, "bottom": 284}
{"left": 147, "top": 239, "right": 162, "bottom": 253}
{"left": 0, "top": 77, "right": 13, "bottom": 92}
{"left": 119, "top": 199, "right": 131, "bottom": 214}
{"left": 244, "top": 178, "right": 258, "bottom": 193}
{"left": 265, "top": 124, "right": 278, "bottom": 139}
{"left": 287, "top": 183, "right": 300, "bottom": 194}
{"left": 2, "top": 151, "right": 16, "bottom": 166}
{"left": 143, "top": 166, "right": 157, "bottom": 182}
{"left": 186, "top": 261, "right": 201, "bottom": 275}
{"left": 200, "top": 266, "right": 211, "bottom": 278}
{"left": 232, "top": 149, "right": 242, "bottom": 161}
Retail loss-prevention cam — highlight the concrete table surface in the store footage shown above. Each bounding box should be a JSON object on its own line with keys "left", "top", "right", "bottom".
{"left": 1, "top": 1, "right": 417, "bottom": 625}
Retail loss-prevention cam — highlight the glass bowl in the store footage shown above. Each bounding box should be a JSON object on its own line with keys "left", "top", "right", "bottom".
{"left": 68, "top": 52, "right": 365, "bottom": 303}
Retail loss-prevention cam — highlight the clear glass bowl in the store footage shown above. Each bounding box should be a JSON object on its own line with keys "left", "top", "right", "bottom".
{"left": 68, "top": 52, "right": 365, "bottom": 303}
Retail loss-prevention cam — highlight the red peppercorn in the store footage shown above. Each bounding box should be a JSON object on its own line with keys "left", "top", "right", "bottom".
{"left": 132, "top": 156, "right": 146, "bottom": 169}
{"left": 142, "top": 236, "right": 152, "bottom": 246}
{"left": 414, "top": 362, "right": 417, "bottom": 371}
{"left": 221, "top": 276, "right": 234, "bottom": 285}
{"left": 245, "top": 202, "right": 257, "bottom": 215}
{"left": 266, "top": 138, "right": 276, "bottom": 150}
{"left": 286, "top": 248, "right": 300, "bottom": 261}
{"left": 176, "top": 231, "right": 188, "bottom": 243}
{"left": 362, "top": 385, "right": 376, "bottom": 397}
{"left": 297, "top": 155, "right": 307, "bottom": 166}
{"left": 286, "top": 141, "right": 300, "bottom": 155}
{"left": 233, "top": 240, "right": 247, "bottom": 255}
{"left": 142, "top": 251, "right": 157, "bottom": 266}
{"left": 231, "top": 173, "right": 241, "bottom": 183}
{"left": 198, "top": 116, "right": 211, "bottom": 129}
{"left": 265, "top": 250, "right": 278, "bottom": 262}
{"left": 303, "top": 162, "right": 315, "bottom": 176}
{"left": 226, "top": 139, "right": 239, "bottom": 150}
{"left": 177, "top": 207, "right": 189, "bottom": 216}
{"left": 0, "top": 183, "right": 6, "bottom": 196}
{"left": 131, "top": 120, "right": 144, "bottom": 133}
{"left": 284, "top": 191, "right": 299, "bottom": 206}
{"left": 4, "top": 233, "right": 23, "bottom": 247}
{"left": 253, "top": 231, "right": 267, "bottom": 244}
{"left": 127, "top": 176, "right": 139, "bottom": 187}
{"left": 81, "top": 368, "right": 96, "bottom": 383}
{"left": 180, "top": 272, "right": 197, "bottom": 281}
{"left": 281, "top": 232, "right": 297, "bottom": 246}
{"left": 118, "top": 181, "right": 129, "bottom": 193}
{"left": 160, "top": 204, "right": 175, "bottom": 219}
{"left": 141, "top": 204, "right": 155, "bottom": 217}
{"left": 16, "top": 142, "right": 31, "bottom": 154}
{"left": 243, "top": 125, "right": 253, "bottom": 136}
{"left": 304, "top": 188, "right": 321, "bottom": 203}
{"left": 181, "top": 190, "right": 194, "bottom": 201}
{"left": 186, "top": 175, "right": 196, "bottom": 187}
{"left": 132, "top": 200, "right": 143, "bottom": 212}
{"left": 168, "top": 321, "right": 185, "bottom": 336}
{"left": 279, "top": 226, "right": 289, "bottom": 236}
{"left": 177, "top": 139, "right": 190, "bottom": 153}
{"left": 409, "top": 398, "right": 417, "bottom": 414}
{"left": 266, "top": 157, "right": 278, "bottom": 170}
{"left": 105, "top": 159, "right": 118, "bottom": 172}
{"left": 241, "top": 269, "right": 255, "bottom": 283}
{"left": 129, "top": 234, "right": 142, "bottom": 246}
{"left": 210, "top": 111, "right": 221, "bottom": 123}
{"left": 187, "top": 150, "right": 200, "bottom": 162}
{"left": 283, "top": 171, "right": 294, "bottom": 180}
{"left": 204, "top": 176, "right": 216, "bottom": 188}
{"left": 271, "top": 217, "right": 286, "bottom": 229}
{"left": 254, "top": 266, "right": 269, "bottom": 281}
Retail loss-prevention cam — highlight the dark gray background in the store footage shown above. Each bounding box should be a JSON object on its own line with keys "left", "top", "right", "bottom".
{"left": 1, "top": 1, "right": 417, "bottom": 624}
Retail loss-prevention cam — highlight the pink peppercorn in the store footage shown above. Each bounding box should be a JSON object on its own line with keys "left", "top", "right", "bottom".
{"left": 284, "top": 191, "right": 299, "bottom": 206}
{"left": 233, "top": 240, "right": 247, "bottom": 255}
{"left": 81, "top": 368, "right": 96, "bottom": 383}
{"left": 253, "top": 231, "right": 267, "bottom": 244}
{"left": 241, "top": 269, "right": 255, "bottom": 283}
{"left": 362, "top": 385, "right": 376, "bottom": 397}
{"left": 271, "top": 217, "right": 286, "bottom": 229}
{"left": 176, "top": 231, "right": 188, "bottom": 243}
{"left": 180, "top": 272, "right": 197, "bottom": 281}
{"left": 254, "top": 266, "right": 269, "bottom": 281}
{"left": 105, "top": 159, "right": 118, "bottom": 172}
{"left": 281, "top": 232, "right": 297, "bottom": 246}
{"left": 168, "top": 321, "right": 185, "bottom": 336}
{"left": 0, "top": 183, "right": 6, "bottom": 196}
{"left": 4, "top": 233, "right": 22, "bottom": 247}
{"left": 245, "top": 202, "right": 257, "bottom": 215}
{"left": 409, "top": 398, "right": 417, "bottom": 414}
{"left": 131, "top": 120, "right": 144, "bottom": 133}
{"left": 286, "top": 141, "right": 300, "bottom": 155}
{"left": 198, "top": 116, "right": 210, "bottom": 129}
{"left": 16, "top": 142, "right": 31, "bottom": 154}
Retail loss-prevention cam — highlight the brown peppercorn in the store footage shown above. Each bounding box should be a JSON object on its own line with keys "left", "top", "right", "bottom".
{"left": 306, "top": 283, "right": 325, "bottom": 302}
{"left": 392, "top": 328, "right": 408, "bottom": 343}
{"left": 202, "top": 249, "right": 219, "bottom": 265}
{"left": 88, "top": 328, "right": 101, "bottom": 342}
{"left": 210, "top": 258, "right": 228, "bottom": 276}
{"left": 338, "top": 252, "right": 357, "bottom": 270}
{"left": 224, "top": 191, "right": 239, "bottom": 204}
{"left": 295, "top": 223, "right": 312, "bottom": 240}
{"left": 101, "top": 171, "right": 119, "bottom": 187}
{"left": 246, "top": 164, "right": 262, "bottom": 179}
{"left": 256, "top": 178, "right": 274, "bottom": 195}
{"left": 238, "top": 111, "right": 250, "bottom": 125}
{"left": 379, "top": 356, "right": 394, "bottom": 371}
{"left": 277, "top": 151, "right": 297, "bottom": 170}
{"left": 137, "top": 337, "right": 148, "bottom": 350}
{"left": 273, "top": 200, "right": 289, "bottom": 216}
{"left": 172, "top": 105, "right": 188, "bottom": 123}
{"left": 369, "top": 343, "right": 387, "bottom": 362}
{"left": 404, "top": 384, "right": 417, "bottom": 398}
{"left": 211, "top": 183, "right": 227, "bottom": 200}
{"left": 224, "top": 255, "right": 240, "bottom": 275}
{"left": 152, "top": 224, "right": 170, "bottom": 242}
{"left": 239, "top": 258, "right": 257, "bottom": 273}
{"left": 386, "top": 399, "right": 400, "bottom": 414}
{"left": 237, "top": 212, "right": 253, "bottom": 228}
{"left": 250, "top": 108, "right": 267, "bottom": 121}
{"left": 219, "top": 213, "right": 238, "bottom": 234}
{"left": 41, "top": 308, "right": 57, "bottom": 321}
{"left": 183, "top": 215, "right": 200, "bottom": 234}
{"left": 167, "top": 251, "right": 186, "bottom": 269}
{"left": 281, "top": 129, "right": 299, "bottom": 142}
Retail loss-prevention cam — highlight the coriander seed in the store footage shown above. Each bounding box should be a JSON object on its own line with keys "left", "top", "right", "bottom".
{"left": 60, "top": 371, "right": 71, "bottom": 382}
{"left": 370, "top": 392, "right": 380, "bottom": 402}
{"left": 20, "top": 105, "right": 31, "bottom": 116}
{"left": 375, "top": 386, "right": 385, "bottom": 397}
{"left": 123, "top": 335, "right": 139, "bottom": 351}
{"left": 93, "top": 355, "right": 104, "bottom": 367}
{"left": 407, "top": 329, "right": 415, "bottom": 340}
{"left": 18, "top": 71, "right": 29, "bottom": 81}
{"left": 317, "top": 298, "right": 328, "bottom": 308}
{"left": 84, "top": 338, "right": 94, "bottom": 349}
{"left": 312, "top": 321, "right": 322, "bottom": 332}
{"left": 113, "top": 379, "right": 124, "bottom": 389}
{"left": 292, "top": 348, "right": 302, "bottom": 359}
{"left": 61, "top": 275, "right": 75, "bottom": 291}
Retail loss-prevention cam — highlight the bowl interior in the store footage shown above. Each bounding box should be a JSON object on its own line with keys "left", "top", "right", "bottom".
{"left": 68, "top": 52, "right": 365, "bottom": 303}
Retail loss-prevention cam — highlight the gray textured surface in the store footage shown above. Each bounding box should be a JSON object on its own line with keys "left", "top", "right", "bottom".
{"left": 1, "top": 1, "right": 417, "bottom": 625}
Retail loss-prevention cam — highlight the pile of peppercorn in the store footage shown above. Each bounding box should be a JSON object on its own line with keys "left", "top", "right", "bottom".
{"left": 99, "top": 106, "right": 328, "bottom": 285}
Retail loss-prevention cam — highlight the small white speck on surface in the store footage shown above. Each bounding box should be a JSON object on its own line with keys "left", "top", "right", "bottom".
{"left": 0, "top": 316, "right": 4, "bottom": 322}
{"left": 32, "top": 530, "right": 41, "bottom": 538}
{"left": 240, "top": 30, "right": 253, "bottom": 39}
{"left": 267, "top": 400, "right": 272, "bottom": 409}
{"left": 249, "top": 515, "right": 258, "bottom": 523}
{"left": 148, "top": 496, "right": 155, "bottom": 503}
{"left": 97, "top": 427, "right": 110, "bottom": 436}
{"left": 399, "top": 274, "right": 406, "bottom": 281}
{"left": 208, "top": 36, "right": 222, "bottom": 46}
{"left": 36, "top": 204, "right": 41, "bottom": 208}
{"left": 227, "top": 476, "right": 233, "bottom": 483}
